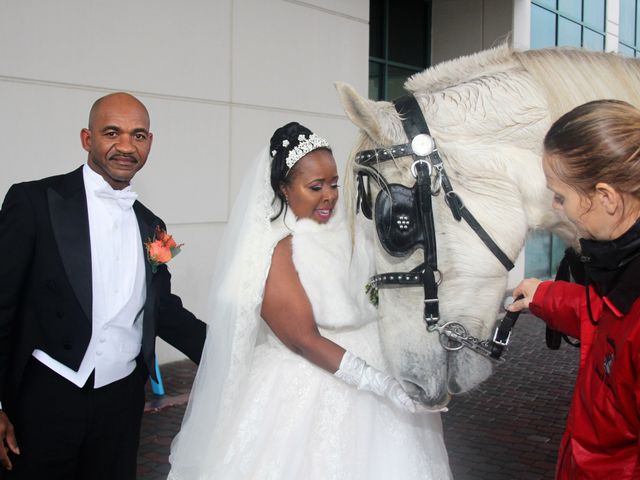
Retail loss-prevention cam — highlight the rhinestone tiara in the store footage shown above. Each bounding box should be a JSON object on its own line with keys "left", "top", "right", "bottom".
{"left": 285, "top": 133, "right": 331, "bottom": 170}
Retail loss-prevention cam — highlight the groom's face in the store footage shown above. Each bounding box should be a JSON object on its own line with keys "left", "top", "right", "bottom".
{"left": 81, "top": 93, "right": 153, "bottom": 190}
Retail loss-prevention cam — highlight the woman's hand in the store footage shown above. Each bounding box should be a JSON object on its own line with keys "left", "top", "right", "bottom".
{"left": 508, "top": 278, "right": 542, "bottom": 312}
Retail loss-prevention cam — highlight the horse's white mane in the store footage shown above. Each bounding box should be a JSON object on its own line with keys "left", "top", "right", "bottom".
{"left": 406, "top": 43, "right": 640, "bottom": 120}
{"left": 516, "top": 47, "right": 640, "bottom": 119}
{"left": 405, "top": 43, "right": 521, "bottom": 96}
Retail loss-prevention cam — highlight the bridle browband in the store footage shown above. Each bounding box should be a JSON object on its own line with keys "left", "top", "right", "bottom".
{"left": 355, "top": 94, "right": 520, "bottom": 362}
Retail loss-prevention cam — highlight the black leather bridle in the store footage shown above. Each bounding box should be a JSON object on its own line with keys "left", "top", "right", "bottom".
{"left": 355, "top": 94, "right": 521, "bottom": 362}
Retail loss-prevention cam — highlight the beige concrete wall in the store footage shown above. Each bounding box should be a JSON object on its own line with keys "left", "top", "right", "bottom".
{"left": 431, "top": 0, "right": 515, "bottom": 65}
{"left": 0, "top": 0, "right": 369, "bottom": 363}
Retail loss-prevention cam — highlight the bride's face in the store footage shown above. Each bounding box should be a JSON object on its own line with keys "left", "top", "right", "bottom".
{"left": 281, "top": 149, "right": 339, "bottom": 223}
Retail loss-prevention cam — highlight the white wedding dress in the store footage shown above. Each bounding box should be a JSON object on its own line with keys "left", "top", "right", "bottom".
{"left": 168, "top": 148, "right": 452, "bottom": 480}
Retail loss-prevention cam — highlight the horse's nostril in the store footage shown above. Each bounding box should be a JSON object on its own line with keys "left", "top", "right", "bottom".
{"left": 401, "top": 379, "right": 450, "bottom": 408}
{"left": 401, "top": 380, "right": 425, "bottom": 399}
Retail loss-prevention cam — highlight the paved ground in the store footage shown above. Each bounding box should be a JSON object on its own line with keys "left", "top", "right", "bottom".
{"left": 137, "top": 313, "right": 579, "bottom": 479}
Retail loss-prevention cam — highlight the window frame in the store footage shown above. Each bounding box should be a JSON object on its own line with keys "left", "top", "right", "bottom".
{"left": 619, "top": 0, "right": 640, "bottom": 57}
{"left": 527, "top": 0, "right": 608, "bottom": 278}
{"left": 369, "top": 0, "right": 432, "bottom": 101}
{"left": 531, "top": 0, "right": 607, "bottom": 50}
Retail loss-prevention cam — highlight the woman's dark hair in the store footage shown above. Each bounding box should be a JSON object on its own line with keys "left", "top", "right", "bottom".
{"left": 269, "top": 121, "right": 332, "bottom": 220}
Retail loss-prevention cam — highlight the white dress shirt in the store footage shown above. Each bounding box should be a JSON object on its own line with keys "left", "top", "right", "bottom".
{"left": 32, "top": 165, "right": 147, "bottom": 388}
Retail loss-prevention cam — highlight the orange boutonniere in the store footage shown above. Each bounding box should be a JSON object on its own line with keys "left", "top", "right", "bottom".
{"left": 145, "top": 226, "right": 183, "bottom": 273}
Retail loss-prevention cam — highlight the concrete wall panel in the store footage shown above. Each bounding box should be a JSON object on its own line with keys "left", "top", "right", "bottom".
{"left": 232, "top": 0, "right": 368, "bottom": 114}
{"left": 0, "top": 0, "right": 231, "bottom": 100}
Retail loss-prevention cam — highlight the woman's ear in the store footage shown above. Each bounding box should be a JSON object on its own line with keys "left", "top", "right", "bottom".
{"left": 595, "top": 182, "right": 621, "bottom": 215}
{"left": 279, "top": 183, "right": 288, "bottom": 201}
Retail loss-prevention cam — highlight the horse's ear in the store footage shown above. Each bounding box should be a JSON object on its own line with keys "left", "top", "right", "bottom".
{"left": 334, "top": 81, "right": 384, "bottom": 142}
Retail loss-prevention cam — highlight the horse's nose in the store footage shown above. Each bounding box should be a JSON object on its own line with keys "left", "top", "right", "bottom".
{"left": 401, "top": 379, "right": 450, "bottom": 408}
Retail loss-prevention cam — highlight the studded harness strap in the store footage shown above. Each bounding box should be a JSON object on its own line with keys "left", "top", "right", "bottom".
{"left": 355, "top": 94, "right": 521, "bottom": 362}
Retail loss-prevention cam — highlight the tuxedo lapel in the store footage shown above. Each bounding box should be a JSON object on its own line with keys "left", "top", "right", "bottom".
{"left": 133, "top": 201, "right": 159, "bottom": 372}
{"left": 48, "top": 167, "right": 92, "bottom": 321}
{"left": 133, "top": 202, "right": 155, "bottom": 292}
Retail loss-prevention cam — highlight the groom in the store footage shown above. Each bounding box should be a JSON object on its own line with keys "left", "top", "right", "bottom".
{"left": 0, "top": 92, "right": 207, "bottom": 479}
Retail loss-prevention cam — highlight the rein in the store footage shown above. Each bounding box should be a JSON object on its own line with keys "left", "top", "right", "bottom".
{"left": 355, "top": 94, "right": 519, "bottom": 362}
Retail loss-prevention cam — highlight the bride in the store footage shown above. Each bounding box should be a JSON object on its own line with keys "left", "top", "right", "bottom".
{"left": 168, "top": 122, "right": 452, "bottom": 479}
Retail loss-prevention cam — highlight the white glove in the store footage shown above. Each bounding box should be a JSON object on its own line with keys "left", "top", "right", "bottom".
{"left": 335, "top": 350, "right": 434, "bottom": 413}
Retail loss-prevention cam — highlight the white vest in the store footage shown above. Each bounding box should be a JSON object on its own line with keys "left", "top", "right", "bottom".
{"left": 32, "top": 165, "right": 146, "bottom": 388}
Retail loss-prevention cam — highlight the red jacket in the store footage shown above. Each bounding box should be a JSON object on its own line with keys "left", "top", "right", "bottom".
{"left": 530, "top": 281, "right": 640, "bottom": 479}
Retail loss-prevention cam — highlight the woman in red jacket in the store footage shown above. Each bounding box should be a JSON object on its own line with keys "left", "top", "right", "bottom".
{"left": 509, "top": 99, "right": 640, "bottom": 479}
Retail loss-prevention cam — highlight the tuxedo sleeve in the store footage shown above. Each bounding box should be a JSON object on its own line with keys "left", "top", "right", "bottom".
{"left": 154, "top": 264, "right": 206, "bottom": 364}
{"left": 0, "top": 185, "right": 36, "bottom": 404}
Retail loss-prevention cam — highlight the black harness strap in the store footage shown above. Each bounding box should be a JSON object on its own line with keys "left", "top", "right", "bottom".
{"left": 395, "top": 96, "right": 429, "bottom": 142}
{"left": 369, "top": 263, "right": 426, "bottom": 288}
{"left": 415, "top": 161, "right": 440, "bottom": 322}
{"left": 355, "top": 93, "right": 519, "bottom": 360}
{"left": 356, "top": 143, "right": 419, "bottom": 165}
{"left": 490, "top": 295, "right": 524, "bottom": 360}
{"left": 395, "top": 96, "right": 441, "bottom": 323}
{"left": 451, "top": 193, "right": 515, "bottom": 271}
{"left": 397, "top": 95, "right": 514, "bottom": 271}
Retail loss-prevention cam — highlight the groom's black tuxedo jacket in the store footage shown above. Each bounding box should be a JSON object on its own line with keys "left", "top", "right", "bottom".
{"left": 0, "top": 166, "right": 206, "bottom": 410}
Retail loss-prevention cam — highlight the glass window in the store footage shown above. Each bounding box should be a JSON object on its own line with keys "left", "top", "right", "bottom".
{"left": 525, "top": 232, "right": 553, "bottom": 278}
{"left": 619, "top": 0, "right": 640, "bottom": 57}
{"left": 531, "top": 5, "right": 557, "bottom": 48}
{"left": 583, "top": 29, "right": 605, "bottom": 50}
{"left": 551, "top": 235, "right": 567, "bottom": 273}
{"left": 558, "top": 0, "right": 581, "bottom": 20}
{"left": 583, "top": 0, "right": 605, "bottom": 29}
{"left": 620, "top": 0, "right": 636, "bottom": 45}
{"left": 637, "top": 2, "right": 640, "bottom": 46}
{"left": 532, "top": 1, "right": 607, "bottom": 52}
{"left": 388, "top": 0, "right": 429, "bottom": 67}
{"left": 529, "top": 0, "right": 609, "bottom": 277}
{"left": 368, "top": 0, "right": 431, "bottom": 100}
{"left": 369, "top": 0, "right": 384, "bottom": 59}
{"left": 620, "top": 43, "right": 636, "bottom": 56}
{"left": 558, "top": 17, "right": 581, "bottom": 46}
{"left": 369, "top": 61, "right": 383, "bottom": 101}
{"left": 537, "top": 0, "right": 557, "bottom": 8}
{"left": 387, "top": 66, "right": 416, "bottom": 100}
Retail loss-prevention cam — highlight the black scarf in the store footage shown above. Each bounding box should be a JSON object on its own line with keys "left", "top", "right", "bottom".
{"left": 579, "top": 218, "right": 640, "bottom": 314}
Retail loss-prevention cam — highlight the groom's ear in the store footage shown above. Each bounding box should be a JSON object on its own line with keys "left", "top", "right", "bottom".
{"left": 80, "top": 128, "right": 92, "bottom": 153}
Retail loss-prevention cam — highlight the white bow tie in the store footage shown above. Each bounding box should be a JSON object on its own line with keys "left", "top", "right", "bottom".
{"left": 95, "top": 186, "right": 138, "bottom": 210}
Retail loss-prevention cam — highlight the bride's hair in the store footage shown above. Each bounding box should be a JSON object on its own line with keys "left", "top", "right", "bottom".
{"left": 269, "top": 121, "right": 332, "bottom": 220}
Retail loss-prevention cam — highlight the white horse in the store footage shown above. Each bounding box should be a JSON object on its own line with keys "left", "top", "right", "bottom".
{"left": 336, "top": 43, "right": 640, "bottom": 407}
